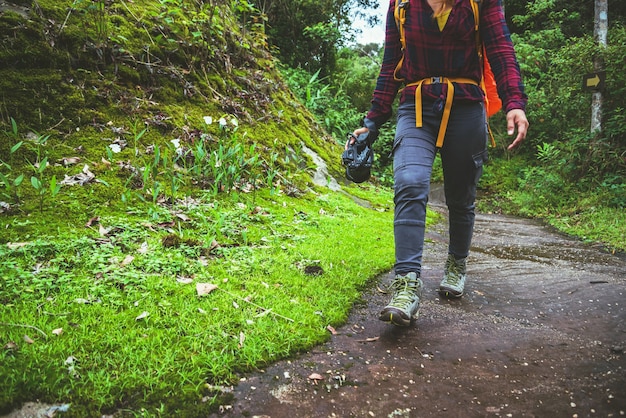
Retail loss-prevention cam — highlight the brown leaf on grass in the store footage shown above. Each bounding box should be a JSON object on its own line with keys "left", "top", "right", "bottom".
{"left": 196, "top": 283, "right": 218, "bottom": 296}
{"left": 174, "top": 212, "right": 190, "bottom": 222}
{"left": 177, "top": 277, "right": 194, "bottom": 284}
{"left": 6, "top": 242, "right": 29, "bottom": 249}
{"left": 85, "top": 217, "right": 99, "bottom": 227}
{"left": 4, "top": 342, "right": 18, "bottom": 351}
{"left": 326, "top": 325, "right": 337, "bottom": 335}
{"left": 157, "top": 220, "right": 176, "bottom": 229}
{"left": 239, "top": 332, "right": 245, "bottom": 348}
{"left": 60, "top": 164, "right": 95, "bottom": 186}
{"left": 52, "top": 328, "right": 63, "bottom": 336}
{"left": 23, "top": 335, "right": 35, "bottom": 344}
{"left": 121, "top": 255, "right": 134, "bottom": 266}
{"left": 135, "top": 311, "right": 150, "bottom": 321}
{"left": 59, "top": 157, "right": 81, "bottom": 166}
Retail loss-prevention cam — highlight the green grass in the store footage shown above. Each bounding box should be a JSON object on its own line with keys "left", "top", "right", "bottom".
{"left": 479, "top": 154, "right": 626, "bottom": 253}
{"left": 0, "top": 184, "right": 439, "bottom": 416}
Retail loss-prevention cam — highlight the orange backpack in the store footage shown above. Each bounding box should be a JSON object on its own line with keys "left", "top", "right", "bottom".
{"left": 469, "top": 0, "right": 503, "bottom": 118}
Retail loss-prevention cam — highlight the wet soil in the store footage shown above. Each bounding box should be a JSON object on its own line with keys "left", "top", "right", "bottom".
{"left": 211, "top": 190, "right": 626, "bottom": 418}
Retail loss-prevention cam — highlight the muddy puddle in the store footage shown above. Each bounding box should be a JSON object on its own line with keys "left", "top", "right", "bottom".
{"left": 211, "top": 193, "right": 626, "bottom": 418}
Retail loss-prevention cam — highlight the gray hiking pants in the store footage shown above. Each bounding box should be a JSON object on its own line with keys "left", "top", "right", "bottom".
{"left": 393, "top": 100, "right": 489, "bottom": 275}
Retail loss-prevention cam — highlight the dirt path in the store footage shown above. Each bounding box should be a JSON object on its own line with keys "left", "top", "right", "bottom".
{"left": 211, "top": 191, "right": 626, "bottom": 418}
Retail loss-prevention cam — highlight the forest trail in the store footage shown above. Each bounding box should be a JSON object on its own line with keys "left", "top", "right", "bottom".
{"left": 212, "top": 186, "right": 626, "bottom": 418}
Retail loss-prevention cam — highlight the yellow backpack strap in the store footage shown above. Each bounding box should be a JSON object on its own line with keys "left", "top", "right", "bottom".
{"left": 393, "top": 0, "right": 410, "bottom": 81}
{"left": 470, "top": 0, "right": 496, "bottom": 146}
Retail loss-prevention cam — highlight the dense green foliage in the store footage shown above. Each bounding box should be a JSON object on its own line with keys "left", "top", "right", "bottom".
{"left": 261, "top": 0, "right": 380, "bottom": 76}
{"left": 282, "top": 0, "right": 626, "bottom": 252}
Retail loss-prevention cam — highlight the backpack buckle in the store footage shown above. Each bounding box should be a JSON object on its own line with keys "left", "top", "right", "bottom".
{"left": 430, "top": 76, "right": 444, "bottom": 84}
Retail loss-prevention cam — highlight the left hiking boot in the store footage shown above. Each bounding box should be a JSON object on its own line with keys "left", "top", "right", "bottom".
{"left": 439, "top": 254, "right": 467, "bottom": 298}
{"left": 379, "top": 272, "right": 423, "bottom": 327}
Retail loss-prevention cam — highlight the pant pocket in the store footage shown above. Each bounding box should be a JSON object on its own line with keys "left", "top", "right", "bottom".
{"left": 472, "top": 149, "right": 489, "bottom": 169}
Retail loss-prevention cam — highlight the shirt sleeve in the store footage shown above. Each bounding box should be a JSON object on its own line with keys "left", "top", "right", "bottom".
{"left": 365, "top": 0, "right": 403, "bottom": 128}
{"left": 480, "top": 0, "right": 528, "bottom": 113}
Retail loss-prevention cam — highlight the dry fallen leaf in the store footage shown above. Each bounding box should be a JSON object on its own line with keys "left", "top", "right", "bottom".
{"left": 60, "top": 164, "right": 96, "bottom": 186}
{"left": 308, "top": 373, "right": 324, "bottom": 383}
{"left": 326, "top": 325, "right": 337, "bottom": 335}
{"left": 196, "top": 283, "right": 218, "bottom": 296}
{"left": 176, "top": 277, "right": 194, "bottom": 285}
{"left": 85, "top": 216, "right": 99, "bottom": 227}
{"left": 239, "top": 332, "right": 245, "bottom": 347}
{"left": 6, "top": 242, "right": 29, "bottom": 249}
{"left": 60, "top": 157, "right": 81, "bottom": 166}
{"left": 174, "top": 212, "right": 190, "bottom": 222}
{"left": 121, "top": 255, "right": 134, "bottom": 266}
{"left": 135, "top": 311, "right": 150, "bottom": 321}
{"left": 137, "top": 241, "right": 149, "bottom": 254}
{"left": 23, "top": 335, "right": 35, "bottom": 344}
{"left": 4, "top": 342, "right": 18, "bottom": 350}
{"left": 52, "top": 328, "right": 63, "bottom": 336}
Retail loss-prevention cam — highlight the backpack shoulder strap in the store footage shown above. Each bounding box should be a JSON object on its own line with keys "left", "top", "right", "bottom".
{"left": 470, "top": 0, "right": 481, "bottom": 53}
{"left": 393, "top": 0, "right": 410, "bottom": 81}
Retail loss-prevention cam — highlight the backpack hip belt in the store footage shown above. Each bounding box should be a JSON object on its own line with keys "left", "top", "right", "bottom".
{"left": 405, "top": 76, "right": 479, "bottom": 148}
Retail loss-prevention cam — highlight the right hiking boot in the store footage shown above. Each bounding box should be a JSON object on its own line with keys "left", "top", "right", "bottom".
{"left": 379, "top": 272, "right": 423, "bottom": 327}
{"left": 439, "top": 254, "right": 467, "bottom": 298}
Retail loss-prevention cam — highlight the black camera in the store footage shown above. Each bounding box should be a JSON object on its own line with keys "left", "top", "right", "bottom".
{"left": 342, "top": 119, "right": 378, "bottom": 183}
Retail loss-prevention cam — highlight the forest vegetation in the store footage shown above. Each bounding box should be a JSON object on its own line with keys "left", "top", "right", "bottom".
{"left": 0, "top": 0, "right": 624, "bottom": 416}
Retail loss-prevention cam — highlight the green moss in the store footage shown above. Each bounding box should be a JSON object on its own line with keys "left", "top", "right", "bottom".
{"left": 0, "top": 3, "right": 383, "bottom": 415}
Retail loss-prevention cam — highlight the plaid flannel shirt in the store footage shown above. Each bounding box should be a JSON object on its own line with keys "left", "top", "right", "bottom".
{"left": 366, "top": 0, "right": 527, "bottom": 128}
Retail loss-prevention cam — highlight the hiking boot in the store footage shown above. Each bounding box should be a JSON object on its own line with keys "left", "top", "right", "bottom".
{"left": 439, "top": 254, "right": 467, "bottom": 298}
{"left": 379, "top": 272, "right": 423, "bottom": 327}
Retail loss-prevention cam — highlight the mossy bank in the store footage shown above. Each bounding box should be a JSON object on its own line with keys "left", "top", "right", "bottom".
{"left": 0, "top": 1, "right": 416, "bottom": 416}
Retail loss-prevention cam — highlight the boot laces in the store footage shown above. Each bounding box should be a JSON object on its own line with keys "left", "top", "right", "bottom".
{"left": 389, "top": 277, "right": 419, "bottom": 307}
{"left": 445, "top": 258, "right": 464, "bottom": 286}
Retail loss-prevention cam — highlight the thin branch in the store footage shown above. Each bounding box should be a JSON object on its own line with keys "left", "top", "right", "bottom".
{"left": 1, "top": 322, "right": 48, "bottom": 338}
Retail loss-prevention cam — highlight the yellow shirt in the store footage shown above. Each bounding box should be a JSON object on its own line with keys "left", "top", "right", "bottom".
{"left": 436, "top": 9, "right": 452, "bottom": 31}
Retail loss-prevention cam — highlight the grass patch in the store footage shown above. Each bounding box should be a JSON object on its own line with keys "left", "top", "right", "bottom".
{"left": 479, "top": 154, "right": 626, "bottom": 253}
{"left": 0, "top": 185, "right": 431, "bottom": 416}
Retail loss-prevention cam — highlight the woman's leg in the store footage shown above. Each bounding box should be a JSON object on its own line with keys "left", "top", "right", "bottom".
{"left": 393, "top": 102, "right": 439, "bottom": 275}
{"left": 439, "top": 101, "right": 488, "bottom": 259}
{"left": 438, "top": 101, "right": 488, "bottom": 297}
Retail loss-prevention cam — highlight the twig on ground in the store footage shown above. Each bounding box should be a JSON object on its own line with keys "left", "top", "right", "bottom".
{"left": 1, "top": 322, "right": 48, "bottom": 338}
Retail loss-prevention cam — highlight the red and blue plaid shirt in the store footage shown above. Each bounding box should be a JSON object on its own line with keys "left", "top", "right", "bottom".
{"left": 366, "top": 0, "right": 527, "bottom": 127}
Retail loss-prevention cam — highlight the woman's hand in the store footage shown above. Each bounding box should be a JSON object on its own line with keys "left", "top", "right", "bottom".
{"left": 506, "top": 109, "right": 529, "bottom": 150}
{"left": 346, "top": 127, "right": 369, "bottom": 149}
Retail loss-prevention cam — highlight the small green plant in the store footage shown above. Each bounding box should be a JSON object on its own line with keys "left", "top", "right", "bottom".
{"left": 0, "top": 118, "right": 26, "bottom": 204}
{"left": 23, "top": 133, "right": 63, "bottom": 212}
